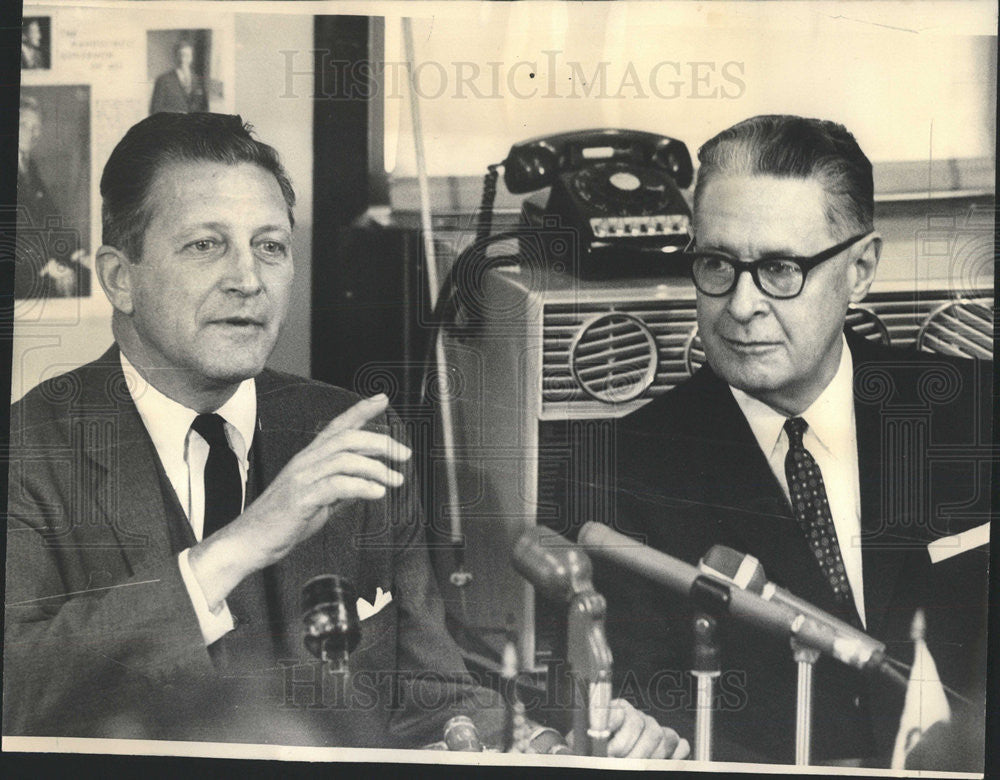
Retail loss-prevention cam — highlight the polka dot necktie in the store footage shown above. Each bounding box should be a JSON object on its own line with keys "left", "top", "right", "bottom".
{"left": 783, "top": 417, "right": 854, "bottom": 605}
{"left": 191, "top": 413, "right": 242, "bottom": 539}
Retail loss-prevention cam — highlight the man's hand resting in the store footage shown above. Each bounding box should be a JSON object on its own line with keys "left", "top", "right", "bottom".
{"left": 188, "top": 393, "right": 410, "bottom": 607}
{"left": 567, "top": 699, "right": 690, "bottom": 759}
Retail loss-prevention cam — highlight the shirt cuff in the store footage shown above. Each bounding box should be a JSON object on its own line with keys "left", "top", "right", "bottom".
{"left": 177, "top": 547, "right": 235, "bottom": 645}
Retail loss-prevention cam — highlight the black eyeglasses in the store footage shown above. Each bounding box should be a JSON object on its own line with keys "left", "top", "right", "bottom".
{"left": 686, "top": 232, "right": 871, "bottom": 299}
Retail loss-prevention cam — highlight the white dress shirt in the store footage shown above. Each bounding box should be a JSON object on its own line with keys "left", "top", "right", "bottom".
{"left": 729, "top": 335, "right": 866, "bottom": 626}
{"left": 120, "top": 351, "right": 256, "bottom": 644}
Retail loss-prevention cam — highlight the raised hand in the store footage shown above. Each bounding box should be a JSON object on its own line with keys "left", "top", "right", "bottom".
{"left": 188, "top": 393, "right": 411, "bottom": 607}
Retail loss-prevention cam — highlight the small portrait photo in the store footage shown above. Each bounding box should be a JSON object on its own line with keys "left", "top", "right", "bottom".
{"left": 147, "top": 29, "right": 214, "bottom": 115}
{"left": 15, "top": 87, "right": 92, "bottom": 300}
{"left": 21, "top": 17, "right": 51, "bottom": 70}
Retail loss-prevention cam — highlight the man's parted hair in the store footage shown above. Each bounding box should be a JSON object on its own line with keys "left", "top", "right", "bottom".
{"left": 693, "top": 115, "right": 874, "bottom": 237}
{"left": 100, "top": 112, "right": 296, "bottom": 260}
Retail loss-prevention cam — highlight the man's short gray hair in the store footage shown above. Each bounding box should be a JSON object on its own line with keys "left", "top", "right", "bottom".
{"left": 693, "top": 115, "right": 874, "bottom": 238}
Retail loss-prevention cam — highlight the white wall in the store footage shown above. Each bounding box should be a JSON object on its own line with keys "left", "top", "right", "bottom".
{"left": 388, "top": 3, "right": 997, "bottom": 180}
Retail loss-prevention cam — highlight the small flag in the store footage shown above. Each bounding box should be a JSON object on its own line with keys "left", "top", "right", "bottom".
{"left": 891, "top": 609, "right": 952, "bottom": 769}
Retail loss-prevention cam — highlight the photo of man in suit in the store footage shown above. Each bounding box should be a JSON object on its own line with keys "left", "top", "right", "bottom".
{"left": 150, "top": 38, "right": 209, "bottom": 114}
{"left": 3, "top": 111, "right": 686, "bottom": 757}
{"left": 596, "top": 115, "right": 991, "bottom": 770}
{"left": 16, "top": 94, "right": 92, "bottom": 299}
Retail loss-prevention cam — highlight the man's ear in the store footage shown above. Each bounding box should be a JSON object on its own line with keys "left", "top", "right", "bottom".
{"left": 96, "top": 245, "right": 135, "bottom": 315}
{"left": 848, "top": 232, "right": 882, "bottom": 303}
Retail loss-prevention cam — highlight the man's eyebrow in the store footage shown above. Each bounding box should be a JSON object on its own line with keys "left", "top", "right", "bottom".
{"left": 255, "top": 224, "right": 292, "bottom": 235}
{"left": 757, "top": 247, "right": 802, "bottom": 259}
{"left": 172, "top": 221, "right": 227, "bottom": 238}
{"left": 700, "top": 241, "right": 802, "bottom": 260}
{"left": 171, "top": 222, "right": 292, "bottom": 238}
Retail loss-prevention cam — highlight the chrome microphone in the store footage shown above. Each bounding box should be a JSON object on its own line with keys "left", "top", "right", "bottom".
{"left": 698, "top": 545, "right": 887, "bottom": 672}
{"left": 512, "top": 525, "right": 593, "bottom": 602}
{"left": 578, "top": 521, "right": 890, "bottom": 675}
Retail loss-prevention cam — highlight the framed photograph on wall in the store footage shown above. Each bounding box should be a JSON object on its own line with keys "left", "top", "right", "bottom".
{"left": 147, "top": 29, "right": 218, "bottom": 114}
{"left": 10, "top": 6, "right": 237, "bottom": 399}
{"left": 15, "top": 85, "right": 92, "bottom": 301}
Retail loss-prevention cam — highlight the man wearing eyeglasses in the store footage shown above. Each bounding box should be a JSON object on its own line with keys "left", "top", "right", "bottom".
{"left": 595, "top": 115, "right": 990, "bottom": 769}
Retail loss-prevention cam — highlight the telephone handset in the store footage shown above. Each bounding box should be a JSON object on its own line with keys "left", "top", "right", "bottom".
{"left": 504, "top": 128, "right": 693, "bottom": 193}
{"left": 502, "top": 129, "right": 694, "bottom": 277}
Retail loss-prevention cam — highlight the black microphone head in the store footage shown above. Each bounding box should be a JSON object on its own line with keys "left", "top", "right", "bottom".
{"left": 302, "top": 575, "right": 361, "bottom": 669}
{"left": 699, "top": 545, "right": 767, "bottom": 594}
{"left": 512, "top": 526, "right": 592, "bottom": 603}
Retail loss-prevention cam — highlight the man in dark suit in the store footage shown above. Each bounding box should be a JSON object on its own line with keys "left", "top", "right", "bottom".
{"left": 16, "top": 96, "right": 92, "bottom": 298}
{"left": 4, "top": 112, "right": 684, "bottom": 756}
{"left": 596, "top": 115, "right": 991, "bottom": 769}
{"left": 150, "top": 39, "right": 209, "bottom": 115}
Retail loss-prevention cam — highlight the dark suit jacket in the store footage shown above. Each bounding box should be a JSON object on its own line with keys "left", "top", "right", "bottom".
{"left": 4, "top": 346, "right": 497, "bottom": 747}
{"left": 150, "top": 70, "right": 208, "bottom": 114}
{"left": 595, "top": 332, "right": 991, "bottom": 768}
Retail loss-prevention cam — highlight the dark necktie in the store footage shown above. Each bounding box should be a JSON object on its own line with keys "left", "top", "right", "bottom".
{"left": 783, "top": 417, "right": 855, "bottom": 607}
{"left": 191, "top": 413, "right": 242, "bottom": 538}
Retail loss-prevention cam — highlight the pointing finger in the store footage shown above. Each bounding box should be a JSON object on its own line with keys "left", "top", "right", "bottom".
{"left": 299, "top": 430, "right": 412, "bottom": 469}
{"left": 315, "top": 394, "right": 390, "bottom": 440}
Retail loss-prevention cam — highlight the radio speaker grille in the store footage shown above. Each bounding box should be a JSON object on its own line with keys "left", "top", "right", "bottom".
{"left": 569, "top": 313, "right": 658, "bottom": 403}
{"left": 541, "top": 291, "right": 990, "bottom": 411}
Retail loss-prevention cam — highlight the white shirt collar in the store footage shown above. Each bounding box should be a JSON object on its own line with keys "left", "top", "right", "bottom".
{"left": 119, "top": 349, "right": 257, "bottom": 467}
{"left": 730, "top": 334, "right": 854, "bottom": 460}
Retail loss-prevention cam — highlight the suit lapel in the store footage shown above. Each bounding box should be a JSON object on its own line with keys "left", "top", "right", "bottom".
{"left": 251, "top": 372, "right": 330, "bottom": 601}
{"left": 252, "top": 372, "right": 369, "bottom": 594}
{"left": 693, "top": 370, "right": 794, "bottom": 526}
{"left": 665, "top": 370, "right": 814, "bottom": 576}
{"left": 76, "top": 346, "right": 175, "bottom": 574}
{"left": 252, "top": 371, "right": 314, "bottom": 490}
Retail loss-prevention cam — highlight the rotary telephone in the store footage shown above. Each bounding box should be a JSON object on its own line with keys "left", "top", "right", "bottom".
{"left": 503, "top": 129, "right": 694, "bottom": 277}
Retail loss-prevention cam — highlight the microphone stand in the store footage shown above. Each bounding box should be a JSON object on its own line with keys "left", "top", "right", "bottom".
{"left": 567, "top": 590, "right": 613, "bottom": 757}
{"left": 791, "top": 638, "right": 820, "bottom": 765}
{"left": 692, "top": 613, "right": 720, "bottom": 761}
{"left": 689, "top": 575, "right": 728, "bottom": 762}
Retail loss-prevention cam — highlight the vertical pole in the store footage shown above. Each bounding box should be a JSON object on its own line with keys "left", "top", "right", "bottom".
{"left": 792, "top": 641, "right": 820, "bottom": 766}
{"left": 692, "top": 613, "right": 720, "bottom": 762}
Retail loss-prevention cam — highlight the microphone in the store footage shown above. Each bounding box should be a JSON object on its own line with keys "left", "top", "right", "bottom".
{"left": 513, "top": 526, "right": 612, "bottom": 757}
{"left": 443, "top": 715, "right": 484, "bottom": 752}
{"left": 301, "top": 575, "right": 361, "bottom": 674}
{"left": 699, "top": 545, "right": 887, "bottom": 672}
{"left": 512, "top": 525, "right": 593, "bottom": 603}
{"left": 577, "top": 522, "right": 881, "bottom": 670}
{"left": 525, "top": 726, "right": 572, "bottom": 755}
